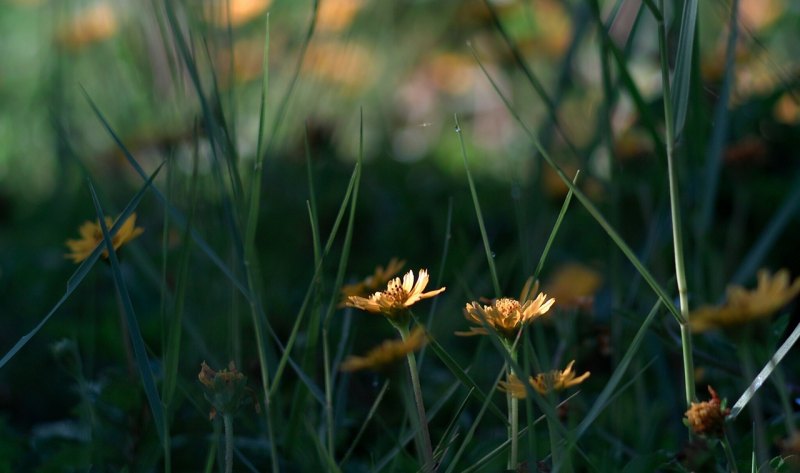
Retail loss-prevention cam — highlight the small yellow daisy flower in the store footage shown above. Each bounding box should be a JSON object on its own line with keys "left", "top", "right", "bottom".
{"left": 690, "top": 269, "right": 800, "bottom": 333}
{"left": 457, "top": 278, "right": 555, "bottom": 338}
{"left": 345, "top": 269, "right": 445, "bottom": 319}
{"left": 65, "top": 213, "right": 144, "bottom": 264}
{"left": 683, "top": 386, "right": 730, "bottom": 437}
{"left": 499, "top": 360, "right": 590, "bottom": 398}
{"left": 340, "top": 326, "right": 427, "bottom": 372}
{"left": 198, "top": 361, "right": 259, "bottom": 420}
{"left": 339, "top": 258, "right": 406, "bottom": 306}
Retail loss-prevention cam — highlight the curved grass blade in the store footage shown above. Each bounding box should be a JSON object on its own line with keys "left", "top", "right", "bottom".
{"left": 87, "top": 180, "right": 165, "bottom": 444}
{"left": 455, "top": 115, "right": 500, "bottom": 298}
{"left": 728, "top": 321, "right": 800, "bottom": 420}
{"left": 533, "top": 170, "right": 578, "bottom": 280}
{"left": 0, "top": 163, "right": 163, "bottom": 370}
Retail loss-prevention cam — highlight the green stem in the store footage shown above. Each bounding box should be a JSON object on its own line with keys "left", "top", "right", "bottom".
{"left": 506, "top": 347, "right": 519, "bottom": 471}
{"left": 398, "top": 324, "right": 435, "bottom": 472}
{"left": 223, "top": 414, "right": 234, "bottom": 473}
{"left": 657, "top": 0, "right": 695, "bottom": 406}
{"left": 721, "top": 431, "right": 739, "bottom": 473}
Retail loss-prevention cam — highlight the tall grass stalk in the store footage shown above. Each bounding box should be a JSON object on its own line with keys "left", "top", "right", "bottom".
{"left": 397, "top": 322, "right": 435, "bottom": 472}
{"left": 656, "top": 0, "right": 696, "bottom": 406}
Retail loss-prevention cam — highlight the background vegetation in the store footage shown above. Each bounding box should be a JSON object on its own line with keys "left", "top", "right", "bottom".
{"left": 1, "top": 0, "right": 799, "bottom": 471}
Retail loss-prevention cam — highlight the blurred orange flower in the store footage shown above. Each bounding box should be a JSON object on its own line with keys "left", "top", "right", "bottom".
{"left": 56, "top": 2, "right": 118, "bottom": 50}
{"left": 317, "top": 0, "right": 364, "bottom": 33}
{"left": 544, "top": 263, "right": 602, "bottom": 310}
{"left": 203, "top": 0, "right": 271, "bottom": 27}
{"left": 340, "top": 326, "right": 427, "bottom": 372}
{"left": 690, "top": 269, "right": 800, "bottom": 333}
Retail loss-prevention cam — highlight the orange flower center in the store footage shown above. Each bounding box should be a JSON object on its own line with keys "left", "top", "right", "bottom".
{"left": 382, "top": 280, "right": 407, "bottom": 305}
{"left": 495, "top": 298, "right": 521, "bottom": 316}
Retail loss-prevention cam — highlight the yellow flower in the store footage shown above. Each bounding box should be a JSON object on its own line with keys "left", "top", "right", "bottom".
{"left": 340, "top": 326, "right": 427, "bottom": 372}
{"left": 65, "top": 213, "right": 144, "bottom": 264}
{"left": 683, "top": 386, "right": 730, "bottom": 437}
{"left": 317, "top": 0, "right": 364, "bottom": 33}
{"left": 340, "top": 258, "right": 406, "bottom": 306}
{"left": 457, "top": 278, "right": 555, "bottom": 338}
{"left": 345, "top": 269, "right": 445, "bottom": 319}
{"left": 203, "top": 0, "right": 271, "bottom": 27}
{"left": 56, "top": 1, "right": 118, "bottom": 50}
{"left": 690, "top": 269, "right": 800, "bottom": 333}
{"left": 498, "top": 360, "right": 590, "bottom": 398}
{"left": 544, "top": 263, "right": 602, "bottom": 310}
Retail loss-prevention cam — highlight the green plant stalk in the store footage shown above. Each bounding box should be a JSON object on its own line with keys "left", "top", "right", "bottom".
{"left": 657, "top": 0, "right": 695, "bottom": 406}
{"left": 721, "top": 432, "right": 739, "bottom": 473}
{"left": 505, "top": 344, "right": 519, "bottom": 471}
{"left": 398, "top": 324, "right": 435, "bottom": 472}
{"left": 223, "top": 414, "right": 234, "bottom": 473}
{"left": 323, "top": 330, "right": 335, "bottom": 456}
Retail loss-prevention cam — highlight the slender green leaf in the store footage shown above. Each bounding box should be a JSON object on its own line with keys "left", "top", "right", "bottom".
{"left": 87, "top": 180, "right": 165, "bottom": 444}
{"left": 670, "top": 0, "right": 699, "bottom": 139}
{"left": 534, "top": 170, "right": 578, "bottom": 280}
{"left": 455, "top": 115, "right": 500, "bottom": 298}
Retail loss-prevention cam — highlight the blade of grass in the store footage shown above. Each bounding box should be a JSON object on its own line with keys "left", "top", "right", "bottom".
{"left": 455, "top": 115, "right": 500, "bottom": 297}
{"left": 443, "top": 364, "right": 507, "bottom": 473}
{"left": 87, "top": 180, "right": 165, "bottom": 445}
{"left": 460, "top": 392, "right": 580, "bottom": 473}
{"left": 470, "top": 46, "right": 683, "bottom": 323}
{"left": 728, "top": 321, "right": 800, "bottom": 420}
{"left": 432, "top": 387, "right": 474, "bottom": 463}
{"left": 731, "top": 172, "right": 800, "bottom": 285}
{"left": 670, "top": 0, "right": 699, "bottom": 140}
{"left": 696, "top": 0, "right": 739, "bottom": 237}
{"left": 373, "top": 377, "right": 462, "bottom": 472}
{"left": 304, "top": 420, "right": 344, "bottom": 473}
{"left": 0, "top": 163, "right": 163, "bottom": 370}
{"left": 339, "top": 380, "right": 391, "bottom": 466}
{"left": 573, "top": 300, "right": 661, "bottom": 440}
{"left": 533, "top": 170, "right": 579, "bottom": 280}
{"left": 472, "top": 50, "right": 683, "bottom": 322}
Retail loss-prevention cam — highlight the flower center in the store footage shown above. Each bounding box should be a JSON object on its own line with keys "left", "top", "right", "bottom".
{"left": 495, "top": 298, "right": 521, "bottom": 316}
{"left": 382, "top": 280, "right": 408, "bottom": 305}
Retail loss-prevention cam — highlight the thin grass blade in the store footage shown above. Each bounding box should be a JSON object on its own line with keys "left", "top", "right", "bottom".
{"left": 670, "top": 0, "right": 699, "bottom": 139}
{"left": 87, "top": 180, "right": 165, "bottom": 444}
{"left": 728, "top": 321, "right": 800, "bottom": 420}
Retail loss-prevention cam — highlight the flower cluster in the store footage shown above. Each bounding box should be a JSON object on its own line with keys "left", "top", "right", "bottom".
{"left": 683, "top": 386, "right": 730, "bottom": 437}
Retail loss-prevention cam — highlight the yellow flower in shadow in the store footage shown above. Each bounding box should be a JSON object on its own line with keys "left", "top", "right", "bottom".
{"left": 340, "top": 326, "right": 427, "bottom": 372}
{"left": 457, "top": 278, "right": 555, "bottom": 338}
{"left": 203, "top": 0, "right": 271, "bottom": 27}
{"left": 340, "top": 258, "right": 406, "bottom": 306}
{"left": 498, "top": 361, "right": 590, "bottom": 398}
{"left": 544, "top": 263, "right": 602, "bottom": 310}
{"left": 690, "top": 269, "right": 800, "bottom": 333}
{"left": 317, "top": 0, "right": 364, "bottom": 33}
{"left": 56, "top": 1, "right": 118, "bottom": 50}
{"left": 683, "top": 386, "right": 730, "bottom": 437}
{"left": 198, "top": 361, "right": 259, "bottom": 420}
{"left": 65, "top": 213, "right": 144, "bottom": 264}
{"left": 345, "top": 269, "right": 445, "bottom": 320}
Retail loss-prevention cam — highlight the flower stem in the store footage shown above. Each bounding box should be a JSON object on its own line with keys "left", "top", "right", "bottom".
{"left": 506, "top": 346, "right": 520, "bottom": 471}
{"left": 223, "top": 414, "right": 234, "bottom": 473}
{"left": 398, "top": 324, "right": 435, "bottom": 472}
{"left": 657, "top": 0, "right": 695, "bottom": 407}
{"left": 721, "top": 431, "right": 739, "bottom": 473}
